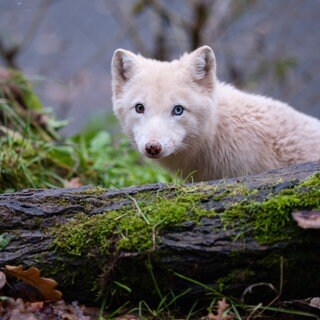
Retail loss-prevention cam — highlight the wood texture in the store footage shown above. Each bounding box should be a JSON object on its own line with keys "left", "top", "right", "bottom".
{"left": 0, "top": 161, "right": 319, "bottom": 305}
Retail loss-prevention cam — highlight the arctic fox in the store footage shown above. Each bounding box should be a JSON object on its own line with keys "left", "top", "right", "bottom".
{"left": 111, "top": 46, "right": 320, "bottom": 181}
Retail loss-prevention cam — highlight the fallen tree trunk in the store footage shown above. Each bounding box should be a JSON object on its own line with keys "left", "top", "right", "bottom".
{"left": 0, "top": 161, "right": 320, "bottom": 306}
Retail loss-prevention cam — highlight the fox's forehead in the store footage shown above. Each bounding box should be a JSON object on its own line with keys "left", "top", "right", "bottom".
{"left": 138, "top": 59, "right": 184, "bottom": 85}
{"left": 126, "top": 59, "right": 191, "bottom": 107}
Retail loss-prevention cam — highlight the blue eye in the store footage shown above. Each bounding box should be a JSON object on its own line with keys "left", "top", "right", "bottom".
{"left": 172, "top": 105, "right": 184, "bottom": 116}
{"left": 135, "top": 103, "right": 145, "bottom": 114}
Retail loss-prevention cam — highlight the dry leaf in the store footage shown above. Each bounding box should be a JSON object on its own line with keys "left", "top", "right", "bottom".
{"left": 292, "top": 211, "right": 320, "bottom": 229}
{"left": 64, "top": 177, "right": 83, "bottom": 188}
{"left": 0, "top": 298, "right": 92, "bottom": 320}
{"left": 310, "top": 297, "right": 320, "bottom": 309}
{"left": 0, "top": 271, "right": 6, "bottom": 290}
{"left": 29, "top": 301, "right": 44, "bottom": 312}
{"left": 207, "top": 298, "right": 234, "bottom": 320}
{"left": 5, "top": 265, "right": 62, "bottom": 302}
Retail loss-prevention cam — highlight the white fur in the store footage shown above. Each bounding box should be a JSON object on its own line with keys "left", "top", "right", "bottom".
{"left": 111, "top": 46, "right": 320, "bottom": 181}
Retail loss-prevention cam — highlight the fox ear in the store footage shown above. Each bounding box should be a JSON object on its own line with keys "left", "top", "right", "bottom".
{"left": 111, "top": 49, "right": 138, "bottom": 96}
{"left": 186, "top": 46, "right": 216, "bottom": 91}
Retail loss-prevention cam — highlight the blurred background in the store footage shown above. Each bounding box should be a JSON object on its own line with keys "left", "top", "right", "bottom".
{"left": 1, "top": 0, "right": 320, "bottom": 136}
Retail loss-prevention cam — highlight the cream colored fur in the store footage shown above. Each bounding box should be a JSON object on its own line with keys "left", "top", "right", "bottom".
{"left": 111, "top": 46, "right": 320, "bottom": 181}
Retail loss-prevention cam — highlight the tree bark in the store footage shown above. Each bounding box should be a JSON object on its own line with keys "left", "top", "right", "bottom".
{"left": 0, "top": 161, "right": 319, "bottom": 306}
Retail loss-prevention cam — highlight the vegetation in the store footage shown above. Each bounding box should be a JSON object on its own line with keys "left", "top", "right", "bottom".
{"left": 0, "top": 68, "right": 172, "bottom": 193}
{"left": 52, "top": 173, "right": 320, "bottom": 262}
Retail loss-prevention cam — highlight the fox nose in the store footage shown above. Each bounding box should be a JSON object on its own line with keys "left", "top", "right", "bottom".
{"left": 145, "top": 140, "right": 162, "bottom": 156}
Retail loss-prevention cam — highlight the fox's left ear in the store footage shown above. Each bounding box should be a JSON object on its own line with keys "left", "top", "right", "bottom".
{"left": 186, "top": 46, "right": 216, "bottom": 91}
{"left": 111, "top": 49, "right": 138, "bottom": 97}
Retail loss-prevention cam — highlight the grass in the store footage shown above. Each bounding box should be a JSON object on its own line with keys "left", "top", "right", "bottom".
{"left": 99, "top": 269, "right": 319, "bottom": 319}
{"left": 0, "top": 68, "right": 172, "bottom": 193}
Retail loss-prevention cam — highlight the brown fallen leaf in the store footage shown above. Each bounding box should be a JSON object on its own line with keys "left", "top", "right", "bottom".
{"left": 27, "top": 301, "right": 44, "bottom": 313}
{"left": 0, "top": 298, "right": 94, "bottom": 320}
{"left": 0, "top": 271, "right": 6, "bottom": 290}
{"left": 64, "top": 177, "right": 83, "bottom": 188}
{"left": 207, "top": 298, "right": 234, "bottom": 320}
{"left": 292, "top": 211, "right": 320, "bottom": 229}
{"left": 5, "top": 265, "right": 62, "bottom": 302}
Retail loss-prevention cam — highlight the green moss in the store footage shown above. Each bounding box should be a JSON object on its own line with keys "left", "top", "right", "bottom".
{"left": 80, "top": 186, "right": 106, "bottom": 196}
{"left": 52, "top": 187, "right": 210, "bottom": 256}
{"left": 0, "top": 233, "right": 11, "bottom": 251}
{"left": 52, "top": 173, "right": 320, "bottom": 258}
{"left": 220, "top": 173, "right": 320, "bottom": 243}
{"left": 49, "top": 173, "right": 320, "bottom": 300}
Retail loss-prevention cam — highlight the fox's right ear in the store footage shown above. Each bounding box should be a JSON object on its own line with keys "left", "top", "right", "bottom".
{"left": 111, "top": 49, "right": 138, "bottom": 97}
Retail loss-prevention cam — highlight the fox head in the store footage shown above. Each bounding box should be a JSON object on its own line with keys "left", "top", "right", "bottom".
{"left": 111, "top": 46, "right": 217, "bottom": 163}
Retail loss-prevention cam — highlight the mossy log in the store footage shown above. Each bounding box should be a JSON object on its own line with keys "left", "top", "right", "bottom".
{"left": 0, "top": 161, "right": 320, "bottom": 306}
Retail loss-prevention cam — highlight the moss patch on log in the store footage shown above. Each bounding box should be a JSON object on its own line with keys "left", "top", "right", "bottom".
{"left": 52, "top": 173, "right": 320, "bottom": 257}
{"left": 52, "top": 186, "right": 211, "bottom": 255}
{"left": 220, "top": 173, "right": 320, "bottom": 243}
{"left": 50, "top": 173, "right": 320, "bottom": 299}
